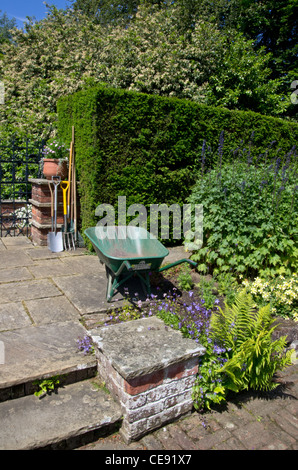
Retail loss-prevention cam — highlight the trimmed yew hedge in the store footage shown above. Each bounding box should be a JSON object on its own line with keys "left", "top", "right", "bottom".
{"left": 57, "top": 85, "right": 298, "bottom": 244}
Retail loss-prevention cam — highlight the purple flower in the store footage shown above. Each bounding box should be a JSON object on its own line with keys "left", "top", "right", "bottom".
{"left": 77, "top": 336, "right": 93, "bottom": 355}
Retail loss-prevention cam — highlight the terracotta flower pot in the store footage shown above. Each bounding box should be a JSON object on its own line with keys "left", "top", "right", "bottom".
{"left": 43, "top": 158, "right": 68, "bottom": 180}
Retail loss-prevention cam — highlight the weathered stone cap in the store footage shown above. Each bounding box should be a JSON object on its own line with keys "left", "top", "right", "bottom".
{"left": 91, "top": 317, "right": 205, "bottom": 381}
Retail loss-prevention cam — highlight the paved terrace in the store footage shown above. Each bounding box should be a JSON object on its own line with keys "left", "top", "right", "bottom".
{"left": 0, "top": 236, "right": 297, "bottom": 450}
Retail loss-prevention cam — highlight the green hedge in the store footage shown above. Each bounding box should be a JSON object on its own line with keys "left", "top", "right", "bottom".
{"left": 57, "top": 85, "right": 298, "bottom": 244}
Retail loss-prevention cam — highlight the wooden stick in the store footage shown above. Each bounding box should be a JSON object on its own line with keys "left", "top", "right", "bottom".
{"left": 67, "top": 141, "right": 73, "bottom": 221}
{"left": 70, "top": 127, "right": 75, "bottom": 224}
{"left": 73, "top": 153, "right": 77, "bottom": 242}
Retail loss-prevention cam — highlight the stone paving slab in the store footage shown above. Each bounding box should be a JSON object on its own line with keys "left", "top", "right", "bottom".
{"left": 24, "top": 296, "right": 81, "bottom": 325}
{"left": 53, "top": 272, "right": 112, "bottom": 314}
{"left": 60, "top": 254, "right": 105, "bottom": 274}
{"left": 1, "top": 237, "right": 32, "bottom": 246}
{"left": 25, "top": 247, "right": 69, "bottom": 261}
{"left": 0, "top": 378, "right": 122, "bottom": 450}
{"left": 0, "top": 320, "right": 96, "bottom": 389}
{"left": 0, "top": 250, "right": 35, "bottom": 268}
{"left": 0, "top": 267, "right": 33, "bottom": 283}
{"left": 1, "top": 237, "right": 33, "bottom": 250}
{"left": 0, "top": 302, "right": 32, "bottom": 331}
{"left": 162, "top": 246, "right": 190, "bottom": 265}
{"left": 27, "top": 258, "right": 80, "bottom": 279}
{"left": 25, "top": 246, "right": 87, "bottom": 261}
{"left": 0, "top": 279, "right": 62, "bottom": 304}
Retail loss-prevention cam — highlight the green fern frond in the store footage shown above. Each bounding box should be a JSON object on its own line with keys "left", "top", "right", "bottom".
{"left": 211, "top": 289, "right": 292, "bottom": 393}
{"left": 210, "top": 289, "right": 256, "bottom": 347}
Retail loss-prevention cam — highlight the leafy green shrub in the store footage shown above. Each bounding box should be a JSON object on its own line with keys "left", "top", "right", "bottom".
{"left": 192, "top": 350, "right": 227, "bottom": 411}
{"left": 209, "top": 290, "right": 293, "bottom": 394}
{"left": 215, "top": 272, "right": 239, "bottom": 306}
{"left": 196, "top": 277, "right": 218, "bottom": 309}
{"left": 242, "top": 274, "right": 298, "bottom": 322}
{"left": 177, "top": 265, "right": 194, "bottom": 291}
{"left": 188, "top": 155, "right": 298, "bottom": 279}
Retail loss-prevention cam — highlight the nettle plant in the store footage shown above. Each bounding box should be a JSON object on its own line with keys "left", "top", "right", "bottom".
{"left": 188, "top": 138, "right": 298, "bottom": 280}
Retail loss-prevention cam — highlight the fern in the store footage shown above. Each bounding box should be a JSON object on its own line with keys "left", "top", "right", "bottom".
{"left": 210, "top": 289, "right": 256, "bottom": 350}
{"left": 210, "top": 289, "right": 293, "bottom": 393}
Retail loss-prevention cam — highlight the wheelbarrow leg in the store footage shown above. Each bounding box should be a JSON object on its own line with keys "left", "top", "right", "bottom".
{"left": 144, "top": 272, "right": 151, "bottom": 297}
{"left": 136, "top": 272, "right": 151, "bottom": 297}
{"left": 106, "top": 273, "right": 113, "bottom": 302}
{"left": 105, "top": 266, "right": 114, "bottom": 302}
{"left": 105, "top": 265, "right": 135, "bottom": 302}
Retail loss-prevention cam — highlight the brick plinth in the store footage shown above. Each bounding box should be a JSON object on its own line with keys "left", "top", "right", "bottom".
{"left": 29, "top": 178, "right": 65, "bottom": 246}
{"left": 90, "top": 317, "right": 205, "bottom": 443}
{"left": 97, "top": 348, "right": 198, "bottom": 442}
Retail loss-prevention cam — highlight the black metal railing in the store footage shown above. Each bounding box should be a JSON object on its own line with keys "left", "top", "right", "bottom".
{"left": 0, "top": 137, "right": 44, "bottom": 237}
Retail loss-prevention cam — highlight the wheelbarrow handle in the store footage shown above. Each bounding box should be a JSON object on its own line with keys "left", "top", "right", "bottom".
{"left": 158, "top": 258, "right": 198, "bottom": 273}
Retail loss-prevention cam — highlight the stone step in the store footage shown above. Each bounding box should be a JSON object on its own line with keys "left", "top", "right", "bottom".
{"left": 0, "top": 321, "right": 97, "bottom": 402}
{"left": 0, "top": 378, "right": 123, "bottom": 450}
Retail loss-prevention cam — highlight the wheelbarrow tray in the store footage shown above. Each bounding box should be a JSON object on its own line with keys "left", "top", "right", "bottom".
{"left": 85, "top": 226, "right": 168, "bottom": 272}
{"left": 84, "top": 226, "right": 197, "bottom": 301}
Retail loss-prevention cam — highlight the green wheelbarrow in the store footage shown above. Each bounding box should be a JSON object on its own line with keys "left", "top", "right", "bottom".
{"left": 84, "top": 226, "right": 197, "bottom": 302}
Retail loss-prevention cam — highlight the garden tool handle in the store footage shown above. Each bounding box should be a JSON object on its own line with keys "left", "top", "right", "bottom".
{"left": 67, "top": 141, "right": 73, "bottom": 219}
{"left": 60, "top": 181, "right": 69, "bottom": 216}
{"left": 48, "top": 181, "right": 53, "bottom": 218}
{"left": 51, "top": 176, "right": 61, "bottom": 234}
{"left": 48, "top": 181, "right": 54, "bottom": 231}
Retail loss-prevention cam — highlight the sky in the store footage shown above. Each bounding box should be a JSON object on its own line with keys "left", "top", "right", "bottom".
{"left": 1, "top": 0, "right": 70, "bottom": 29}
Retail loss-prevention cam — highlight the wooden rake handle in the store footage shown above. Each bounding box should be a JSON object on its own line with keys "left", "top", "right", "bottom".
{"left": 48, "top": 181, "right": 53, "bottom": 231}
